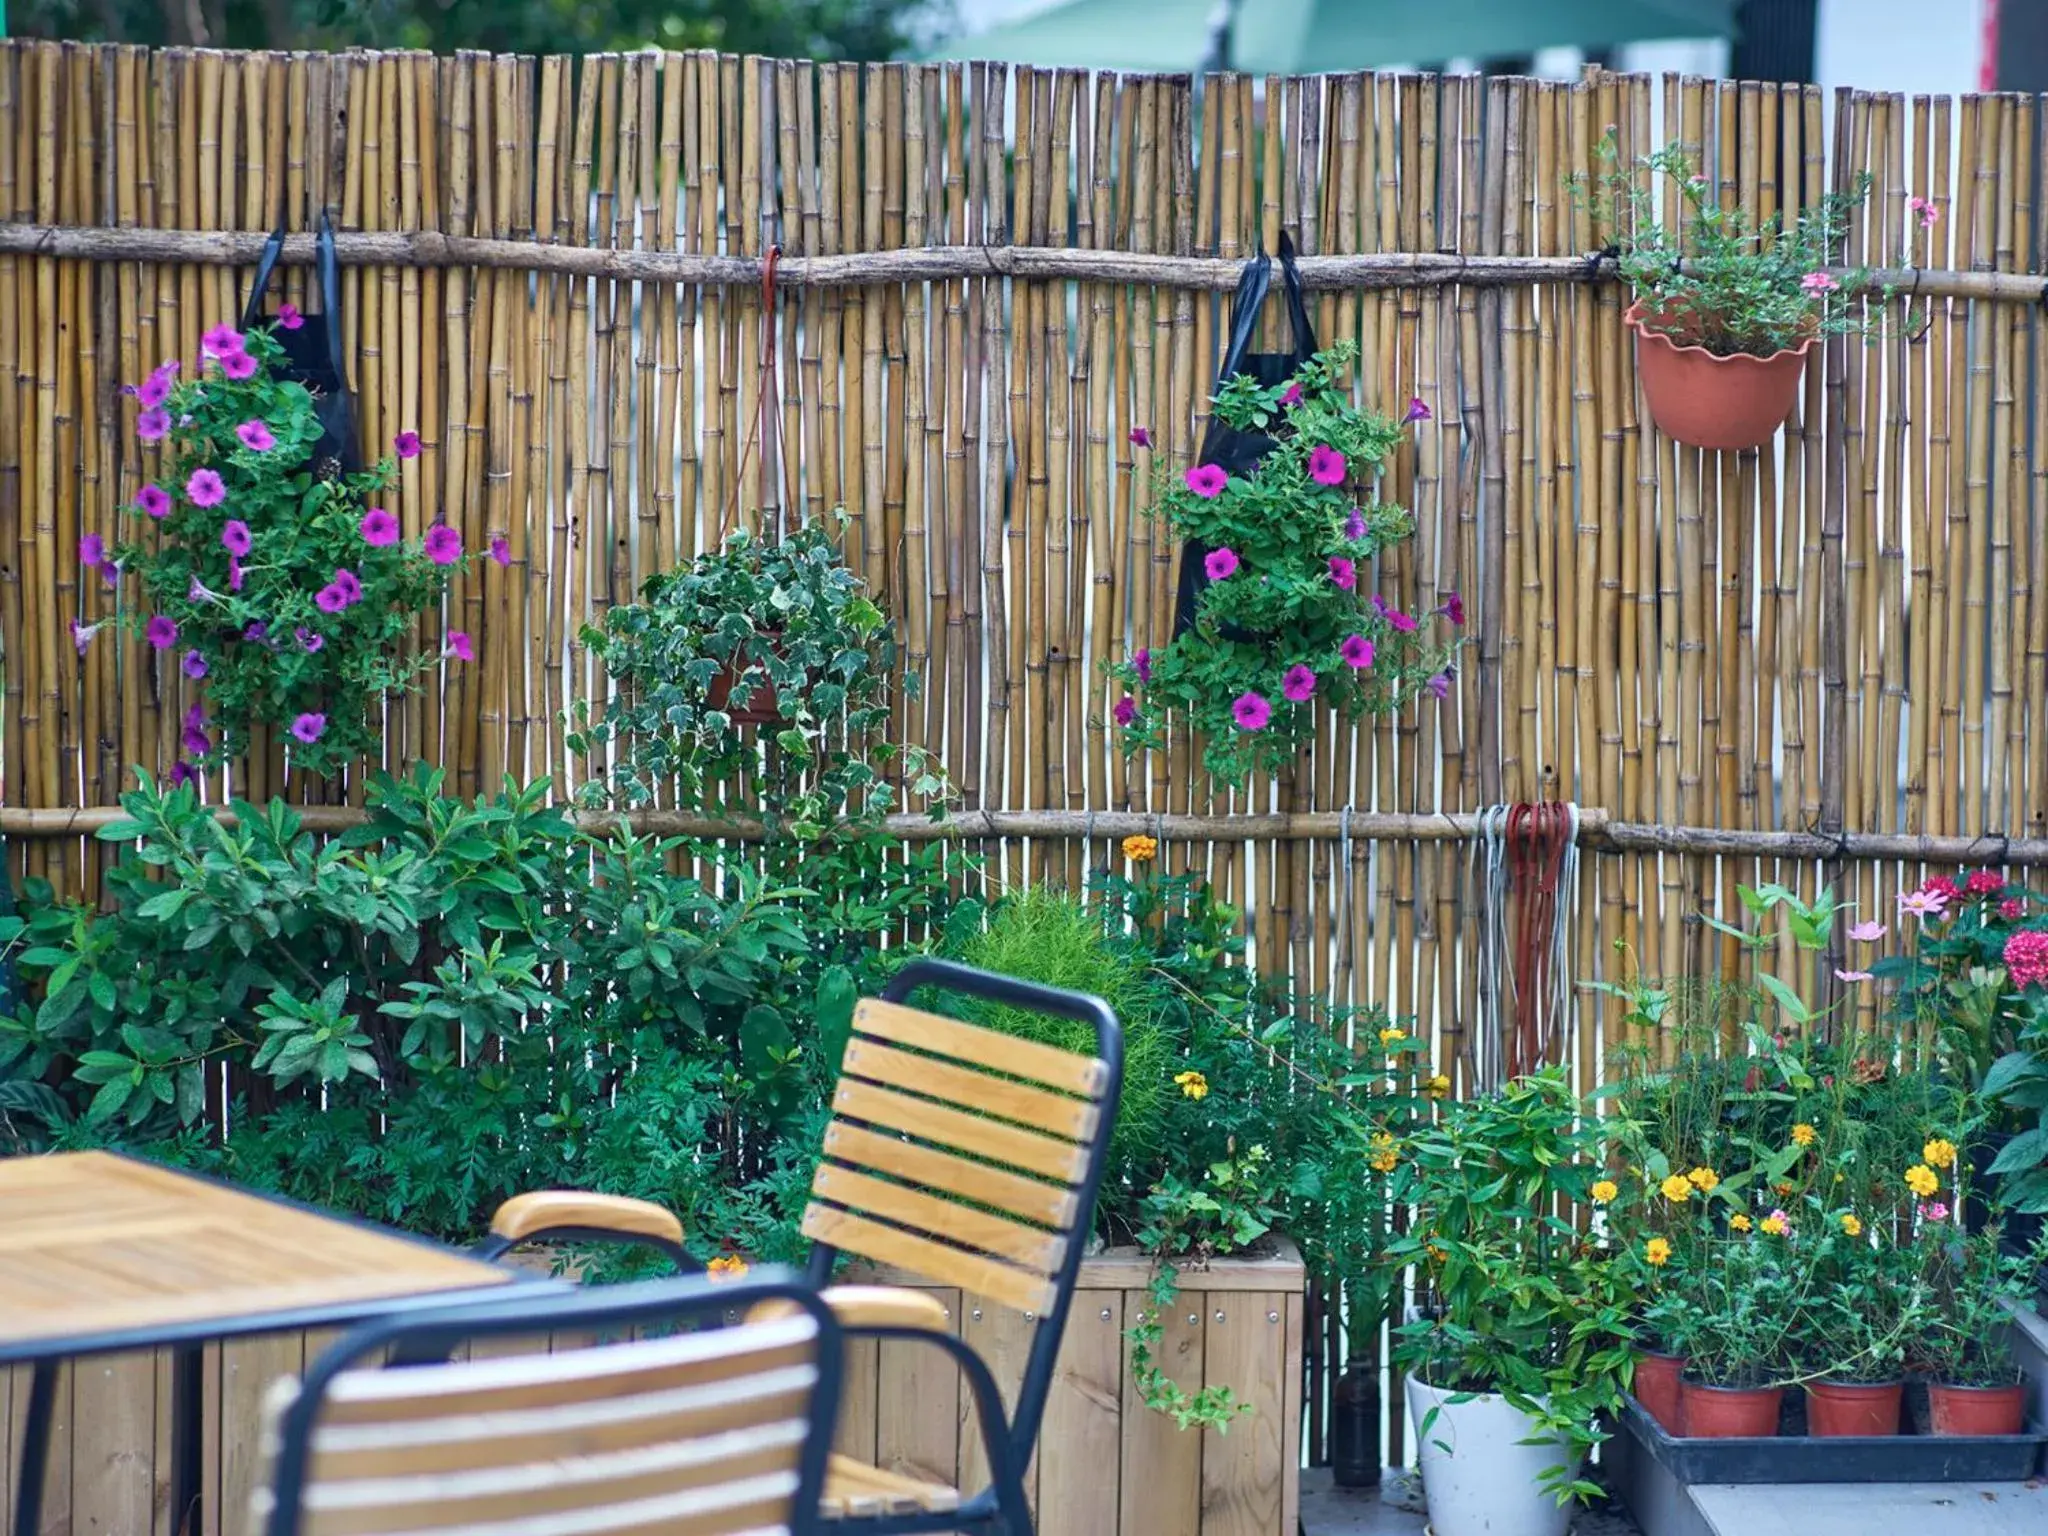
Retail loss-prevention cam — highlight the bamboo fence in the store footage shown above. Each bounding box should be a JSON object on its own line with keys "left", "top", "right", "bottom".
{"left": 2, "top": 44, "right": 2046, "bottom": 1084}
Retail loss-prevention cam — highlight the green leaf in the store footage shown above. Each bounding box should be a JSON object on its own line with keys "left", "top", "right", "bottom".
{"left": 1757, "top": 972, "right": 1812, "bottom": 1024}
{"left": 1987, "top": 1128, "right": 2048, "bottom": 1177}
{"left": 816, "top": 965, "right": 857, "bottom": 1070}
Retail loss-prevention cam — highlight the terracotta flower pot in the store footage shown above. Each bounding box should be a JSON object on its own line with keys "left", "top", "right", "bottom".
{"left": 1679, "top": 1380, "right": 1783, "bottom": 1438}
{"left": 707, "top": 662, "right": 780, "bottom": 725}
{"left": 1627, "top": 300, "right": 1816, "bottom": 452}
{"left": 1805, "top": 1379, "right": 1903, "bottom": 1437}
{"left": 1633, "top": 1351, "right": 1687, "bottom": 1436}
{"left": 1928, "top": 1381, "right": 2027, "bottom": 1436}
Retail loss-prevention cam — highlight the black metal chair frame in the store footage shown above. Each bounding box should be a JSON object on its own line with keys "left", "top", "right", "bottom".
{"left": 259, "top": 1269, "right": 842, "bottom": 1536}
{"left": 802, "top": 957, "right": 1126, "bottom": 1536}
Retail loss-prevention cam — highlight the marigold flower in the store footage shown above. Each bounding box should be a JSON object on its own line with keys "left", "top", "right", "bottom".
{"left": 1840, "top": 1213, "right": 1863, "bottom": 1237}
{"left": 1687, "top": 1166, "right": 1720, "bottom": 1193}
{"left": 1660, "top": 1173, "right": 1694, "bottom": 1203}
{"left": 1923, "top": 1137, "right": 1958, "bottom": 1170}
{"left": 1378, "top": 1026, "right": 1403, "bottom": 1047}
{"left": 1645, "top": 1237, "right": 1671, "bottom": 1266}
{"left": 707, "top": 1254, "right": 749, "bottom": 1279}
{"left": 1174, "top": 1069, "right": 1208, "bottom": 1101}
{"left": 1591, "top": 1179, "right": 1619, "bottom": 1204}
{"left": 1121, "top": 834, "right": 1158, "bottom": 863}
{"left": 1905, "top": 1164, "right": 1940, "bottom": 1198}
{"left": 1759, "top": 1213, "right": 1788, "bottom": 1236}
{"left": 1792, "top": 1123, "right": 1817, "bottom": 1147}
{"left": 1730, "top": 1214, "right": 1753, "bottom": 1232}
{"left": 1369, "top": 1133, "right": 1400, "bottom": 1174}
{"left": 1423, "top": 1073, "right": 1451, "bottom": 1100}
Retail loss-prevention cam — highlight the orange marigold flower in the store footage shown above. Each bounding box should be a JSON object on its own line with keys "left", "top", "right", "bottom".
{"left": 708, "top": 1254, "right": 750, "bottom": 1280}
{"left": 1175, "top": 1069, "right": 1209, "bottom": 1101}
{"left": 1730, "top": 1214, "right": 1753, "bottom": 1232}
{"left": 1792, "top": 1123, "right": 1817, "bottom": 1147}
{"left": 1122, "top": 833, "right": 1159, "bottom": 863}
{"left": 1645, "top": 1237, "right": 1672, "bottom": 1266}
{"left": 1591, "top": 1179, "right": 1619, "bottom": 1204}
{"left": 1660, "top": 1174, "right": 1694, "bottom": 1203}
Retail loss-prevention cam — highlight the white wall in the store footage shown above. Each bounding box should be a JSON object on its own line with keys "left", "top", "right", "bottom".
{"left": 1816, "top": 0, "right": 1984, "bottom": 96}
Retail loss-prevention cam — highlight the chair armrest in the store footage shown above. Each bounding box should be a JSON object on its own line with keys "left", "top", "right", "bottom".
{"left": 477, "top": 1192, "right": 693, "bottom": 1269}
{"left": 747, "top": 1284, "right": 951, "bottom": 1334}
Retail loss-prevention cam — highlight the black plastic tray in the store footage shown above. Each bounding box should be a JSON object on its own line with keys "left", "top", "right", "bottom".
{"left": 1613, "top": 1391, "right": 2047, "bottom": 1485}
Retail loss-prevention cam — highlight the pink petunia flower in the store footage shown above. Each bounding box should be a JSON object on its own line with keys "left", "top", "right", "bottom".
{"left": 489, "top": 535, "right": 512, "bottom": 567}
{"left": 137, "top": 484, "right": 171, "bottom": 519}
{"left": 235, "top": 420, "right": 276, "bottom": 453}
{"left": 1341, "top": 634, "right": 1375, "bottom": 669}
{"left": 1186, "top": 464, "right": 1228, "bottom": 499}
{"left": 1280, "top": 383, "right": 1303, "bottom": 407}
{"left": 1404, "top": 397, "right": 1432, "bottom": 423}
{"left": 79, "top": 533, "right": 105, "bottom": 569}
{"left": 1129, "top": 426, "right": 1153, "bottom": 449}
{"left": 1205, "top": 546, "right": 1240, "bottom": 581}
{"left": 290, "top": 712, "right": 326, "bottom": 745}
{"left": 1282, "top": 665, "right": 1317, "bottom": 703}
{"left": 443, "top": 631, "right": 475, "bottom": 663}
{"left": 1387, "top": 609, "right": 1419, "bottom": 634}
{"left": 425, "top": 526, "right": 463, "bottom": 565}
{"left": 228, "top": 556, "right": 244, "bottom": 593}
{"left": 186, "top": 469, "right": 226, "bottom": 508}
{"left": 295, "top": 626, "right": 324, "bottom": 653}
{"left": 1231, "top": 692, "right": 1272, "bottom": 731}
{"left": 180, "top": 719, "right": 210, "bottom": 757}
{"left": 220, "top": 350, "right": 258, "bottom": 381}
{"left": 1308, "top": 446, "right": 1348, "bottom": 486}
{"left": 138, "top": 408, "right": 171, "bottom": 443}
{"left": 221, "top": 519, "right": 252, "bottom": 557}
{"left": 315, "top": 585, "right": 348, "bottom": 615}
{"left": 394, "top": 431, "right": 423, "bottom": 460}
{"left": 137, "top": 369, "right": 174, "bottom": 409}
{"left": 1327, "top": 556, "right": 1357, "bottom": 591}
{"left": 1134, "top": 648, "right": 1152, "bottom": 684}
{"left": 1439, "top": 591, "right": 1466, "bottom": 626}
{"left": 360, "top": 508, "right": 401, "bottom": 547}
{"left": 1801, "top": 270, "right": 1840, "bottom": 296}
{"left": 333, "top": 568, "right": 363, "bottom": 603}
{"left": 1847, "top": 920, "right": 1886, "bottom": 943}
{"left": 1113, "top": 696, "right": 1136, "bottom": 726}
{"left": 145, "top": 615, "right": 178, "bottom": 650}
{"left": 201, "top": 323, "right": 245, "bottom": 359}
{"left": 277, "top": 302, "right": 305, "bottom": 331}
{"left": 71, "top": 618, "right": 102, "bottom": 656}
{"left": 181, "top": 649, "right": 208, "bottom": 681}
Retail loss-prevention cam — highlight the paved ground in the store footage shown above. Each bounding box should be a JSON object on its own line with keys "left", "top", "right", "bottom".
{"left": 1299, "top": 1468, "right": 1646, "bottom": 1534}
{"left": 1689, "top": 1480, "right": 2048, "bottom": 1535}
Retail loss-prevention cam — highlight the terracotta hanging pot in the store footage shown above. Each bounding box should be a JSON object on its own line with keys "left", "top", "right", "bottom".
{"left": 1632, "top": 1351, "right": 1687, "bottom": 1436}
{"left": 1805, "top": 1379, "right": 1903, "bottom": 1437}
{"left": 1627, "top": 300, "right": 1816, "bottom": 452}
{"left": 1679, "top": 1380, "right": 1783, "bottom": 1438}
{"left": 706, "top": 641, "right": 784, "bottom": 726}
{"left": 1928, "top": 1381, "right": 2027, "bottom": 1436}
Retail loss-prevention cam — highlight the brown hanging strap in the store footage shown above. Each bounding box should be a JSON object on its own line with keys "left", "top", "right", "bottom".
{"left": 715, "top": 244, "right": 791, "bottom": 546}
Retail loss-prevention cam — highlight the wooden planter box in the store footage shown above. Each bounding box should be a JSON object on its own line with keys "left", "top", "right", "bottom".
{"left": 1, "top": 1241, "right": 1306, "bottom": 1536}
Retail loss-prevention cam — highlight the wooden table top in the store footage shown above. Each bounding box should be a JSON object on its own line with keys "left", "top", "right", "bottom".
{"left": 0, "top": 1151, "right": 517, "bottom": 1359}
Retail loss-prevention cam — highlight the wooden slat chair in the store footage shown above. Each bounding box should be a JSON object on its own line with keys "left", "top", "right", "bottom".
{"left": 486, "top": 957, "right": 1123, "bottom": 1536}
{"left": 250, "top": 1271, "right": 841, "bottom": 1536}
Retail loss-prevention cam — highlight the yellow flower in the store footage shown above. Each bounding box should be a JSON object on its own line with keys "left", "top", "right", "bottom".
{"left": 1645, "top": 1237, "right": 1672, "bottom": 1266}
{"left": 1424, "top": 1073, "right": 1452, "bottom": 1100}
{"left": 1730, "top": 1214, "right": 1753, "bottom": 1232}
{"left": 1840, "top": 1213, "right": 1863, "bottom": 1237}
{"left": 1660, "top": 1173, "right": 1694, "bottom": 1203}
{"left": 1379, "top": 1026, "right": 1404, "bottom": 1047}
{"left": 1923, "top": 1138, "right": 1958, "bottom": 1170}
{"left": 1591, "top": 1179, "right": 1619, "bottom": 1204}
{"left": 1371, "top": 1148, "right": 1400, "bottom": 1174}
{"left": 1687, "top": 1166, "right": 1720, "bottom": 1193}
{"left": 1121, "top": 834, "right": 1158, "bottom": 863}
{"left": 1175, "top": 1069, "right": 1209, "bottom": 1101}
{"left": 707, "top": 1254, "right": 750, "bottom": 1280}
{"left": 1792, "top": 1123, "right": 1817, "bottom": 1147}
{"left": 1759, "top": 1214, "right": 1788, "bottom": 1236}
{"left": 1426, "top": 1243, "right": 1447, "bottom": 1263}
{"left": 1905, "top": 1163, "right": 1940, "bottom": 1198}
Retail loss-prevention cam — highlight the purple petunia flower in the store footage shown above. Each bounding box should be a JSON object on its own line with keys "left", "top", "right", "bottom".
{"left": 1427, "top": 671, "right": 1451, "bottom": 700}
{"left": 1404, "top": 397, "right": 1432, "bottom": 424}
{"left": 360, "top": 508, "right": 401, "bottom": 547}
{"left": 1344, "top": 508, "right": 1366, "bottom": 541}
{"left": 1134, "top": 648, "right": 1151, "bottom": 684}
{"left": 228, "top": 556, "right": 245, "bottom": 593}
{"left": 1327, "top": 556, "right": 1357, "bottom": 591}
{"left": 277, "top": 302, "right": 305, "bottom": 331}
{"left": 137, "top": 483, "right": 171, "bottom": 519}
{"left": 244, "top": 622, "right": 270, "bottom": 645}
{"left": 290, "top": 712, "right": 326, "bottom": 745}
{"left": 235, "top": 420, "right": 276, "bottom": 453}
{"left": 394, "top": 431, "right": 423, "bottom": 460}
{"left": 186, "top": 469, "right": 226, "bottom": 508}
{"left": 71, "top": 618, "right": 101, "bottom": 656}
{"left": 1282, "top": 664, "right": 1317, "bottom": 703}
{"left": 489, "top": 535, "right": 512, "bottom": 567}
{"left": 1231, "top": 692, "right": 1272, "bottom": 732}
{"left": 220, "top": 350, "right": 258, "bottom": 381}
{"left": 1387, "top": 609, "right": 1419, "bottom": 634}
{"left": 180, "top": 720, "right": 210, "bottom": 757}
{"left": 1281, "top": 382, "right": 1303, "bottom": 407}
{"left": 145, "top": 615, "right": 178, "bottom": 650}
{"left": 1204, "top": 546, "right": 1240, "bottom": 582}
{"left": 188, "top": 575, "right": 222, "bottom": 604}
{"left": 1129, "top": 426, "right": 1153, "bottom": 449}
{"left": 138, "top": 408, "right": 171, "bottom": 443}
{"left": 1440, "top": 591, "right": 1465, "bottom": 626}
{"left": 168, "top": 761, "right": 197, "bottom": 789}
{"left": 184, "top": 701, "right": 207, "bottom": 732}
{"left": 332, "top": 568, "right": 363, "bottom": 604}
{"left": 1185, "top": 464, "right": 1228, "bottom": 499}
{"left": 1113, "top": 697, "right": 1136, "bottom": 726}
{"left": 1308, "top": 445, "right": 1348, "bottom": 486}
{"left": 221, "top": 519, "right": 252, "bottom": 557}
{"left": 79, "top": 533, "right": 105, "bottom": 569}
{"left": 201, "top": 323, "right": 245, "bottom": 359}
{"left": 181, "top": 649, "right": 208, "bottom": 680}
{"left": 424, "top": 526, "right": 462, "bottom": 565}
{"left": 315, "top": 584, "right": 348, "bottom": 614}
{"left": 443, "top": 631, "right": 475, "bottom": 663}
{"left": 295, "top": 626, "right": 324, "bottom": 653}
{"left": 137, "top": 369, "right": 174, "bottom": 409}
{"left": 1341, "top": 633, "right": 1375, "bottom": 670}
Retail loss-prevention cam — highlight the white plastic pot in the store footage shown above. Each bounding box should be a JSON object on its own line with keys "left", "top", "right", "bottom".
{"left": 1405, "top": 1376, "right": 1579, "bottom": 1536}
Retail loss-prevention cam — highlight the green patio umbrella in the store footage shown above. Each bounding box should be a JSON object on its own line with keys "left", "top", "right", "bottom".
{"left": 928, "top": 0, "right": 1735, "bottom": 74}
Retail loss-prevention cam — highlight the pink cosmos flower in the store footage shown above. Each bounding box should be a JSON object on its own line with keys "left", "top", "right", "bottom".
{"left": 1920, "top": 1201, "right": 1951, "bottom": 1223}
{"left": 1343, "top": 508, "right": 1367, "bottom": 541}
{"left": 137, "top": 484, "right": 171, "bottom": 519}
{"left": 333, "top": 568, "right": 363, "bottom": 603}
{"left": 2002, "top": 897, "right": 2028, "bottom": 920}
{"left": 394, "top": 431, "right": 423, "bottom": 459}
{"left": 1341, "top": 634, "right": 1375, "bottom": 669}
{"left": 1404, "top": 397, "right": 1432, "bottom": 423}
{"left": 138, "top": 408, "right": 171, "bottom": 443}
{"left": 1327, "top": 556, "right": 1357, "bottom": 591}
{"left": 315, "top": 585, "right": 348, "bottom": 615}
{"left": 277, "top": 302, "right": 305, "bottom": 331}
{"left": 489, "top": 535, "right": 512, "bottom": 567}
{"left": 145, "top": 615, "right": 178, "bottom": 650}
{"left": 1205, "top": 546, "right": 1240, "bottom": 581}
{"left": 221, "top": 519, "right": 252, "bottom": 557}
{"left": 290, "top": 712, "right": 326, "bottom": 745}
{"left": 235, "top": 420, "right": 275, "bottom": 453}
{"left": 1282, "top": 665, "right": 1317, "bottom": 703}
{"left": 201, "top": 323, "right": 245, "bottom": 359}
{"left": 1308, "top": 446, "right": 1348, "bottom": 486}
{"left": 295, "top": 626, "right": 324, "bottom": 653}
{"left": 78, "top": 533, "right": 105, "bottom": 569}
{"left": 1907, "top": 195, "right": 1941, "bottom": 229}
{"left": 186, "top": 469, "right": 226, "bottom": 508}
{"left": 1427, "top": 671, "right": 1451, "bottom": 700}
{"left": 1113, "top": 696, "right": 1136, "bottom": 726}
{"left": 1134, "top": 648, "right": 1152, "bottom": 684}
{"left": 1439, "top": 591, "right": 1466, "bottom": 626}
{"left": 1835, "top": 968, "right": 1873, "bottom": 983}
{"left": 1186, "top": 464, "right": 1228, "bottom": 499}
{"left": 1280, "top": 382, "right": 1303, "bottom": 407}
{"left": 181, "top": 650, "right": 208, "bottom": 680}
{"left": 425, "top": 526, "right": 462, "bottom": 565}
{"left": 1129, "top": 426, "right": 1153, "bottom": 449}
{"left": 1231, "top": 691, "right": 1272, "bottom": 731}
{"left": 1847, "top": 920, "right": 1886, "bottom": 943}
{"left": 2004, "top": 929, "right": 2048, "bottom": 989}
{"left": 1801, "top": 270, "right": 1840, "bottom": 296}
{"left": 443, "top": 631, "right": 475, "bottom": 663}
{"left": 360, "top": 508, "right": 401, "bottom": 547}
{"left": 137, "top": 369, "right": 173, "bottom": 409}
{"left": 220, "top": 351, "right": 258, "bottom": 381}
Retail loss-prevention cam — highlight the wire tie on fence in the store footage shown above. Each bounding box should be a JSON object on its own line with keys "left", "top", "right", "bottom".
{"left": 2037, "top": 277, "right": 2048, "bottom": 311}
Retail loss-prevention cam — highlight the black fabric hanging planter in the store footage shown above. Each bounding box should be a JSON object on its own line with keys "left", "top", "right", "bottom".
{"left": 241, "top": 210, "right": 361, "bottom": 476}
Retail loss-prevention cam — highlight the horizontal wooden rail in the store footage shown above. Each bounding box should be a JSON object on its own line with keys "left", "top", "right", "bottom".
{"left": 6, "top": 802, "right": 2047, "bottom": 865}
{"left": 0, "top": 223, "right": 2041, "bottom": 302}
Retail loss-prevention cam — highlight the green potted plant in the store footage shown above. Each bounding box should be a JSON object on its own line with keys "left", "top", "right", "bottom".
{"left": 1113, "top": 338, "right": 1459, "bottom": 787}
{"left": 1917, "top": 1226, "right": 2043, "bottom": 1436}
{"left": 1382, "top": 1069, "right": 1633, "bottom": 1536}
{"left": 1798, "top": 1232, "right": 1929, "bottom": 1436}
{"left": 1666, "top": 1232, "right": 1798, "bottom": 1437}
{"left": 1571, "top": 132, "right": 1885, "bottom": 451}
